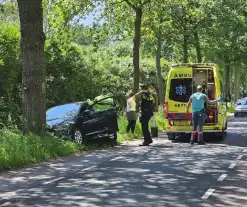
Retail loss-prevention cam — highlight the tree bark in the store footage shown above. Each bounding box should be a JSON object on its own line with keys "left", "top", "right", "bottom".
{"left": 183, "top": 33, "right": 189, "bottom": 63}
{"left": 155, "top": 31, "right": 165, "bottom": 105}
{"left": 234, "top": 67, "right": 241, "bottom": 102}
{"left": 17, "top": 0, "right": 46, "bottom": 134}
{"left": 245, "top": 70, "right": 247, "bottom": 97}
{"left": 193, "top": 30, "right": 202, "bottom": 63}
{"left": 224, "top": 57, "right": 231, "bottom": 102}
{"left": 133, "top": 7, "right": 142, "bottom": 93}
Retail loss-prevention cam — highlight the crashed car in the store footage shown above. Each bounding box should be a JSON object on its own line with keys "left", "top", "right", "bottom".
{"left": 234, "top": 98, "right": 247, "bottom": 117}
{"left": 46, "top": 97, "right": 118, "bottom": 144}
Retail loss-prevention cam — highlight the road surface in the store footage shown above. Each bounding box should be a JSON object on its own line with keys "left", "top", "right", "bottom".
{"left": 0, "top": 117, "right": 247, "bottom": 207}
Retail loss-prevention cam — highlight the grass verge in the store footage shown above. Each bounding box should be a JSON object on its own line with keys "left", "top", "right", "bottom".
{"left": 226, "top": 103, "right": 234, "bottom": 115}
{"left": 0, "top": 112, "right": 165, "bottom": 171}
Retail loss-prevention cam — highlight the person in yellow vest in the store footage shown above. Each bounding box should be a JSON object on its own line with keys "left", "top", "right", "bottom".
{"left": 126, "top": 92, "right": 137, "bottom": 133}
{"left": 93, "top": 93, "right": 114, "bottom": 111}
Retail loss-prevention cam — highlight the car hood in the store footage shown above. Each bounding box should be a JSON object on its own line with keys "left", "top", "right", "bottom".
{"left": 46, "top": 117, "right": 75, "bottom": 130}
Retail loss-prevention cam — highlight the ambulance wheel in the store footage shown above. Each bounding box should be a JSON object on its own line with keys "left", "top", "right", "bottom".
{"left": 224, "top": 121, "right": 228, "bottom": 135}
{"left": 167, "top": 133, "right": 176, "bottom": 140}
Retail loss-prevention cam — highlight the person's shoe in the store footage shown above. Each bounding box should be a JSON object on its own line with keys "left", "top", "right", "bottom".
{"left": 198, "top": 141, "right": 206, "bottom": 145}
{"left": 190, "top": 141, "right": 194, "bottom": 145}
{"left": 139, "top": 142, "right": 149, "bottom": 146}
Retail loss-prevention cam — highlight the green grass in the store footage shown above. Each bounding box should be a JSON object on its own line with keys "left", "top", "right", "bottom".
{"left": 117, "top": 112, "right": 165, "bottom": 142}
{"left": 0, "top": 129, "right": 112, "bottom": 171}
{"left": 0, "top": 112, "right": 166, "bottom": 171}
{"left": 226, "top": 103, "right": 234, "bottom": 115}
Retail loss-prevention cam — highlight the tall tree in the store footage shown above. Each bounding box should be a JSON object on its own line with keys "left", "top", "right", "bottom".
{"left": 142, "top": 0, "right": 172, "bottom": 104}
{"left": 103, "top": 0, "right": 151, "bottom": 92}
{"left": 203, "top": 0, "right": 247, "bottom": 100}
{"left": 17, "top": 0, "right": 46, "bottom": 134}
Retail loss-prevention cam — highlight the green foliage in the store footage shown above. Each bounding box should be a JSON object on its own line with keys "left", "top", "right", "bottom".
{"left": 0, "top": 129, "right": 82, "bottom": 170}
{"left": 227, "top": 103, "right": 235, "bottom": 115}
{"left": 117, "top": 111, "right": 165, "bottom": 142}
{"left": 0, "top": 22, "right": 22, "bottom": 128}
{"left": 1, "top": 0, "right": 247, "bottom": 131}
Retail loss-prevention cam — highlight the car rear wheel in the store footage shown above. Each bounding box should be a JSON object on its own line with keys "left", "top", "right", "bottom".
{"left": 73, "top": 129, "right": 85, "bottom": 145}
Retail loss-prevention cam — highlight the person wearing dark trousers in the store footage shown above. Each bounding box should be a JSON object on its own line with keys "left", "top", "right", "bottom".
{"left": 149, "top": 85, "right": 159, "bottom": 137}
{"left": 126, "top": 92, "right": 137, "bottom": 133}
{"left": 127, "top": 120, "right": 136, "bottom": 133}
{"left": 135, "top": 85, "right": 154, "bottom": 146}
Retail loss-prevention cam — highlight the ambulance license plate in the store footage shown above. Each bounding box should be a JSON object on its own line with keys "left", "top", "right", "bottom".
{"left": 173, "top": 120, "right": 190, "bottom": 126}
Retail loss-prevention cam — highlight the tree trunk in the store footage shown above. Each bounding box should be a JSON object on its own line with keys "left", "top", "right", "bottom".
{"left": 183, "top": 33, "right": 189, "bottom": 63}
{"left": 234, "top": 67, "right": 241, "bottom": 102}
{"left": 17, "top": 0, "right": 46, "bottom": 134}
{"left": 245, "top": 70, "right": 247, "bottom": 97}
{"left": 224, "top": 57, "right": 231, "bottom": 102}
{"left": 133, "top": 7, "right": 142, "bottom": 93}
{"left": 193, "top": 30, "right": 202, "bottom": 63}
{"left": 156, "top": 32, "right": 165, "bottom": 105}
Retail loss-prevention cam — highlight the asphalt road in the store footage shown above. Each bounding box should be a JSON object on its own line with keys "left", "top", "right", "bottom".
{"left": 1, "top": 117, "right": 247, "bottom": 207}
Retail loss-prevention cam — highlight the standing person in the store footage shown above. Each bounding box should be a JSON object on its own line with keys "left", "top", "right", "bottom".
{"left": 186, "top": 85, "right": 222, "bottom": 145}
{"left": 135, "top": 85, "right": 154, "bottom": 146}
{"left": 149, "top": 85, "right": 159, "bottom": 137}
{"left": 126, "top": 92, "right": 137, "bottom": 133}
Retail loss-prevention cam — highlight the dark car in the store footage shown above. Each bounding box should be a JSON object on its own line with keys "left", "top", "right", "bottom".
{"left": 46, "top": 97, "right": 118, "bottom": 144}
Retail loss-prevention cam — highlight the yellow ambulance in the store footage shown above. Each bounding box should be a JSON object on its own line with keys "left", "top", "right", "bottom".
{"left": 164, "top": 63, "right": 227, "bottom": 140}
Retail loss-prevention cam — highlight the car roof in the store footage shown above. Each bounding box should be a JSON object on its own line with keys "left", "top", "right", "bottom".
{"left": 47, "top": 102, "right": 85, "bottom": 110}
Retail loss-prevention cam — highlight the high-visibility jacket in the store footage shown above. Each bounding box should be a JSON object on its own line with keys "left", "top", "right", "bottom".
{"left": 93, "top": 95, "right": 114, "bottom": 111}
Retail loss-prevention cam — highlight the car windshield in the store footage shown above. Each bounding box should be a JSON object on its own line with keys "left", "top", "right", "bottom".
{"left": 169, "top": 78, "right": 193, "bottom": 102}
{"left": 46, "top": 103, "right": 82, "bottom": 120}
{"left": 236, "top": 100, "right": 247, "bottom": 105}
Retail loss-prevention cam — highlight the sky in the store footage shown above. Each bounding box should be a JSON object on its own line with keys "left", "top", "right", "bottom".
{"left": 83, "top": 14, "right": 94, "bottom": 26}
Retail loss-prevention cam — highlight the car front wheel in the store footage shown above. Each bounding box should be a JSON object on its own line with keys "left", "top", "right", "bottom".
{"left": 73, "top": 129, "right": 84, "bottom": 145}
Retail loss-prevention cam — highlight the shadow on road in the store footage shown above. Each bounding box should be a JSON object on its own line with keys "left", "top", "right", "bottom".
{"left": 0, "top": 139, "right": 243, "bottom": 207}
{"left": 170, "top": 117, "right": 247, "bottom": 148}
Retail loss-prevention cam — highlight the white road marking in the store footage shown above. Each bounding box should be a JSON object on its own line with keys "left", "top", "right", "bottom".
{"left": 236, "top": 155, "right": 243, "bottom": 160}
{"left": 111, "top": 156, "right": 123, "bottom": 161}
{"left": 43, "top": 177, "right": 64, "bottom": 185}
{"left": 217, "top": 174, "right": 227, "bottom": 182}
{"left": 243, "top": 149, "right": 247, "bottom": 153}
{"left": 229, "top": 163, "right": 236, "bottom": 169}
{"left": 201, "top": 188, "right": 215, "bottom": 200}
{"left": 81, "top": 165, "right": 97, "bottom": 172}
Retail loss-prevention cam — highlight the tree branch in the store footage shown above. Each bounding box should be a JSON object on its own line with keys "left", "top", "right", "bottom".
{"left": 141, "top": 0, "right": 151, "bottom": 6}
{"left": 123, "top": 0, "right": 135, "bottom": 9}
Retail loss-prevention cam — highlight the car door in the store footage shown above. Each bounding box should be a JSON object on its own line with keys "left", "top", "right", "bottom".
{"left": 91, "top": 97, "right": 118, "bottom": 134}
{"left": 76, "top": 103, "right": 101, "bottom": 136}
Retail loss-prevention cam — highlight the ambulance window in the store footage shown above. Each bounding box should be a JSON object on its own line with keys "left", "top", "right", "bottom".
{"left": 169, "top": 79, "right": 192, "bottom": 102}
